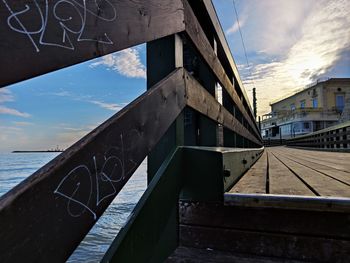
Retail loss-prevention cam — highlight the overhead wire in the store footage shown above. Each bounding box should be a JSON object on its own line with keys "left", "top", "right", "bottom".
{"left": 232, "top": 0, "right": 257, "bottom": 90}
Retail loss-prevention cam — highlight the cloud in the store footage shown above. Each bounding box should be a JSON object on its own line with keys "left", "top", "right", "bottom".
{"left": 49, "top": 89, "right": 126, "bottom": 112}
{"left": 0, "top": 106, "right": 31, "bottom": 118}
{"left": 234, "top": 0, "right": 317, "bottom": 56}
{"left": 0, "top": 125, "right": 30, "bottom": 152}
{"left": 233, "top": 0, "right": 350, "bottom": 116}
{"left": 0, "top": 88, "right": 14, "bottom": 103}
{"left": 88, "top": 100, "right": 124, "bottom": 112}
{"left": 90, "top": 48, "right": 146, "bottom": 78}
{"left": 0, "top": 88, "right": 31, "bottom": 118}
{"left": 12, "top": 121, "right": 33, "bottom": 126}
{"left": 54, "top": 124, "right": 100, "bottom": 149}
{"left": 226, "top": 15, "right": 246, "bottom": 35}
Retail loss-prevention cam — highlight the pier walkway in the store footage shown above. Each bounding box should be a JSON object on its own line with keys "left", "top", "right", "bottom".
{"left": 1, "top": 0, "right": 349, "bottom": 262}
{"left": 230, "top": 146, "right": 350, "bottom": 198}
{"left": 167, "top": 147, "right": 350, "bottom": 263}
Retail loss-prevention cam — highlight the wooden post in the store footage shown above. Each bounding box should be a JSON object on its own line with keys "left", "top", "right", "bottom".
{"left": 147, "top": 34, "right": 184, "bottom": 183}
{"left": 183, "top": 37, "right": 217, "bottom": 146}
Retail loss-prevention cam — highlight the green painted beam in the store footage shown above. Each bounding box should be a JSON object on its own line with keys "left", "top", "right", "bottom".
{"left": 102, "top": 146, "right": 264, "bottom": 262}
{"left": 102, "top": 148, "right": 184, "bottom": 263}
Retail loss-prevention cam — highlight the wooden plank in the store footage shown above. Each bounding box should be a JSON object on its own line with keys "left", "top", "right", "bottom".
{"left": 183, "top": 0, "right": 261, "bottom": 141}
{"left": 224, "top": 193, "right": 350, "bottom": 213}
{"left": 179, "top": 201, "right": 350, "bottom": 239}
{"left": 282, "top": 146, "right": 350, "bottom": 163}
{"left": 0, "top": 0, "right": 185, "bottom": 87}
{"left": 166, "top": 246, "right": 301, "bottom": 263}
{"left": 147, "top": 34, "right": 184, "bottom": 183}
{"left": 270, "top": 152, "right": 350, "bottom": 198}
{"left": 102, "top": 149, "right": 184, "bottom": 263}
{"left": 200, "top": 0, "right": 253, "bottom": 118}
{"left": 277, "top": 146, "right": 350, "bottom": 164}
{"left": 280, "top": 147, "right": 350, "bottom": 171}
{"left": 184, "top": 71, "right": 261, "bottom": 146}
{"left": 229, "top": 151, "right": 267, "bottom": 194}
{"left": 267, "top": 150, "right": 314, "bottom": 196}
{"left": 179, "top": 224, "right": 350, "bottom": 262}
{"left": 0, "top": 68, "right": 186, "bottom": 262}
{"left": 272, "top": 149, "right": 350, "bottom": 186}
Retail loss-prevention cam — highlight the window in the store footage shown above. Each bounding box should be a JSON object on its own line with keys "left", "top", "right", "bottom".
{"left": 336, "top": 94, "right": 345, "bottom": 112}
{"left": 303, "top": 122, "right": 310, "bottom": 129}
{"left": 300, "top": 100, "right": 306, "bottom": 109}
{"left": 291, "top": 103, "right": 296, "bottom": 111}
{"left": 312, "top": 98, "right": 318, "bottom": 108}
{"left": 281, "top": 124, "right": 291, "bottom": 136}
{"left": 293, "top": 122, "right": 301, "bottom": 133}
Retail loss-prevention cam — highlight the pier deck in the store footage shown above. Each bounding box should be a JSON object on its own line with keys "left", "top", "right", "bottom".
{"left": 167, "top": 147, "right": 350, "bottom": 263}
{"left": 230, "top": 146, "right": 350, "bottom": 198}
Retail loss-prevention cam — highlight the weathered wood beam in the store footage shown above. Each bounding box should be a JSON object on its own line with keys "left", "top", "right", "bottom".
{"left": 0, "top": 68, "right": 186, "bottom": 262}
{"left": 184, "top": 70, "right": 261, "bottom": 146}
{"left": 0, "top": 0, "right": 185, "bottom": 87}
{"left": 183, "top": 0, "right": 260, "bottom": 140}
{"left": 201, "top": 0, "right": 253, "bottom": 118}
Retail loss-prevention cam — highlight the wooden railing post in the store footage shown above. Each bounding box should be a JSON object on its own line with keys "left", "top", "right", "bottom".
{"left": 147, "top": 34, "right": 184, "bottom": 183}
{"left": 183, "top": 36, "right": 218, "bottom": 146}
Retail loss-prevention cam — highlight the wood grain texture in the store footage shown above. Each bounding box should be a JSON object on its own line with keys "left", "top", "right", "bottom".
{"left": 184, "top": 71, "right": 261, "bottom": 146}
{"left": 0, "top": 68, "right": 186, "bottom": 263}
{"left": 272, "top": 149, "right": 350, "bottom": 186}
{"left": 166, "top": 246, "right": 303, "bottom": 263}
{"left": 280, "top": 147, "right": 350, "bottom": 171}
{"left": 179, "top": 201, "right": 350, "bottom": 239}
{"left": 0, "top": 0, "right": 185, "bottom": 87}
{"left": 268, "top": 151, "right": 315, "bottom": 196}
{"left": 180, "top": 224, "right": 350, "bottom": 263}
{"left": 269, "top": 150, "right": 350, "bottom": 198}
{"left": 229, "top": 151, "right": 267, "bottom": 194}
{"left": 183, "top": 0, "right": 261, "bottom": 141}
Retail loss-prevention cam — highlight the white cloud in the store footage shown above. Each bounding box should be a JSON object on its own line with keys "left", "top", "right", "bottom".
{"left": 0, "top": 125, "right": 30, "bottom": 152}
{"left": 237, "top": 0, "right": 317, "bottom": 56}
{"left": 226, "top": 15, "right": 246, "bottom": 35}
{"left": 0, "top": 106, "right": 31, "bottom": 118}
{"left": 0, "top": 88, "right": 31, "bottom": 118}
{"left": 90, "top": 48, "right": 146, "bottom": 78}
{"left": 0, "top": 88, "right": 14, "bottom": 103}
{"left": 88, "top": 100, "right": 124, "bottom": 112}
{"left": 49, "top": 89, "right": 126, "bottom": 112}
{"left": 53, "top": 124, "right": 100, "bottom": 149}
{"left": 234, "top": 0, "right": 350, "bottom": 116}
{"left": 12, "top": 121, "right": 33, "bottom": 126}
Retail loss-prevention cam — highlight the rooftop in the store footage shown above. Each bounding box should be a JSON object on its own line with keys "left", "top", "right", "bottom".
{"left": 269, "top": 78, "right": 350, "bottom": 106}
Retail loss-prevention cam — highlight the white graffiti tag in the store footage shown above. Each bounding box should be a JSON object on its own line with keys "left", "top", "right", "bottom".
{"left": 2, "top": 0, "right": 117, "bottom": 52}
{"left": 54, "top": 132, "right": 140, "bottom": 220}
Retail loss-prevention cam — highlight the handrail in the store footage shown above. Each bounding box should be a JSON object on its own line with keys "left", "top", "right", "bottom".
{"left": 0, "top": 1, "right": 263, "bottom": 261}
{"left": 189, "top": 0, "right": 255, "bottom": 124}
{"left": 0, "top": 66, "right": 261, "bottom": 261}
{"left": 0, "top": 0, "right": 185, "bottom": 87}
{"left": 287, "top": 121, "right": 350, "bottom": 150}
{"left": 0, "top": 68, "right": 186, "bottom": 262}
{"left": 183, "top": 1, "right": 260, "bottom": 140}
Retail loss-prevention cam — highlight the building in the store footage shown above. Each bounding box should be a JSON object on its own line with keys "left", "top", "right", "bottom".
{"left": 261, "top": 78, "right": 350, "bottom": 139}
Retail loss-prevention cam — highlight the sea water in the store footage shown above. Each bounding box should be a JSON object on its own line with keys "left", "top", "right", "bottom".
{"left": 0, "top": 153, "right": 147, "bottom": 262}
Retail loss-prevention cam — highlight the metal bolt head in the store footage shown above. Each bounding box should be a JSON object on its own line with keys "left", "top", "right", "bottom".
{"left": 223, "top": 169, "right": 231, "bottom": 177}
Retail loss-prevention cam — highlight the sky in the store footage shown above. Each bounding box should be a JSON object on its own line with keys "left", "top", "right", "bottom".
{"left": 0, "top": 0, "right": 350, "bottom": 152}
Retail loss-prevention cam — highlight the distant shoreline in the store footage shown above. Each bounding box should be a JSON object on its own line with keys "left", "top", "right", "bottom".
{"left": 12, "top": 150, "right": 63, "bottom": 153}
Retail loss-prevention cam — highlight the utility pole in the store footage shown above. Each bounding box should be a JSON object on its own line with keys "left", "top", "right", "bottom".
{"left": 253, "top": 88, "right": 257, "bottom": 120}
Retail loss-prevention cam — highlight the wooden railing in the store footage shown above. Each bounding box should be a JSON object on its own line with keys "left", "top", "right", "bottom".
{"left": 0, "top": 1, "right": 262, "bottom": 262}
{"left": 287, "top": 121, "right": 350, "bottom": 150}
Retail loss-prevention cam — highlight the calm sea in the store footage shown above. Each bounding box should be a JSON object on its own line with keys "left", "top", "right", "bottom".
{"left": 0, "top": 153, "right": 147, "bottom": 262}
